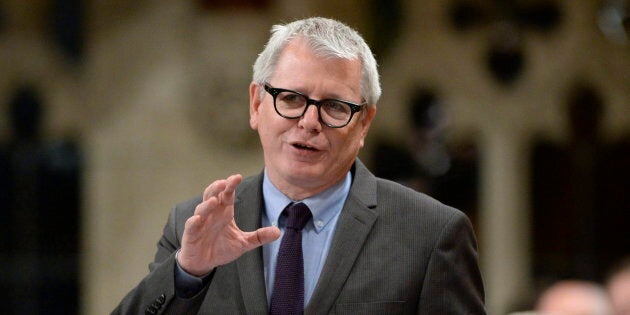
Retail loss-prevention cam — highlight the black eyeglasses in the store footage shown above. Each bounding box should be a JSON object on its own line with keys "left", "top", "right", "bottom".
{"left": 263, "top": 83, "right": 366, "bottom": 128}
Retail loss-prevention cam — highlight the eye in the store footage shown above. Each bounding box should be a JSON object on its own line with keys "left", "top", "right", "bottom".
{"left": 322, "top": 101, "right": 350, "bottom": 114}
{"left": 279, "top": 92, "right": 303, "bottom": 104}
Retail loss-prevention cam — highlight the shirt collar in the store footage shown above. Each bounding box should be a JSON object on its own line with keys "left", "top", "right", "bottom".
{"left": 262, "top": 170, "right": 352, "bottom": 233}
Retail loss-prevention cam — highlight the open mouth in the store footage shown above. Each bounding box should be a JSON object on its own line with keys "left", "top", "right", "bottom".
{"left": 292, "top": 143, "right": 318, "bottom": 151}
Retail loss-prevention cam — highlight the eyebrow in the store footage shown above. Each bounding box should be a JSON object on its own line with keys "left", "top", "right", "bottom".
{"left": 274, "top": 84, "right": 362, "bottom": 104}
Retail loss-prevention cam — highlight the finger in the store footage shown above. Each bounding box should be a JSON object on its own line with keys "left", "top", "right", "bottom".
{"left": 219, "top": 174, "right": 242, "bottom": 205}
{"left": 242, "top": 226, "right": 281, "bottom": 250}
{"left": 193, "top": 196, "right": 220, "bottom": 219}
{"left": 203, "top": 180, "right": 227, "bottom": 202}
{"left": 183, "top": 214, "right": 204, "bottom": 241}
{"left": 225, "top": 174, "right": 242, "bottom": 191}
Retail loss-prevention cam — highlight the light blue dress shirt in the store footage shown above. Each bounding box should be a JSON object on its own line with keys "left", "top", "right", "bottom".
{"left": 262, "top": 170, "right": 351, "bottom": 307}
{"left": 174, "top": 170, "right": 351, "bottom": 304}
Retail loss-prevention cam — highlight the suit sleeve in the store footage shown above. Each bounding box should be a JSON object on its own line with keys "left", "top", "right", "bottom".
{"left": 417, "top": 211, "right": 486, "bottom": 314}
{"left": 111, "top": 204, "right": 209, "bottom": 315}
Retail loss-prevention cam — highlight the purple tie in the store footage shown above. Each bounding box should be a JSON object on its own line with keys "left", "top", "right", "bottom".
{"left": 270, "top": 202, "right": 312, "bottom": 315}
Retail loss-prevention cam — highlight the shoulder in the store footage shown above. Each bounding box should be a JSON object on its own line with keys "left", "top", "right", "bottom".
{"left": 352, "top": 159, "right": 466, "bottom": 224}
{"left": 374, "top": 176, "right": 464, "bottom": 221}
{"left": 369, "top": 177, "right": 476, "bottom": 257}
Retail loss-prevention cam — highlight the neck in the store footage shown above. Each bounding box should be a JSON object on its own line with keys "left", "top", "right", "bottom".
{"left": 267, "top": 172, "right": 348, "bottom": 201}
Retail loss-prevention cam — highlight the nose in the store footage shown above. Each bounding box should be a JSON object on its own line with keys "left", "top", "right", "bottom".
{"left": 298, "top": 104, "right": 322, "bottom": 132}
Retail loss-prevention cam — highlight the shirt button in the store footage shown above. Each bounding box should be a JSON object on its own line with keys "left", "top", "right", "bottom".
{"left": 315, "top": 220, "right": 324, "bottom": 228}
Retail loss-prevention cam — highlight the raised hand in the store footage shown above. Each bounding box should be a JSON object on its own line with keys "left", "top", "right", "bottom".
{"left": 177, "top": 174, "right": 281, "bottom": 276}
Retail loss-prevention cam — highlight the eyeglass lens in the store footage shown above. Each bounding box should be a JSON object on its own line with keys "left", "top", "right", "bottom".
{"left": 275, "top": 91, "right": 352, "bottom": 127}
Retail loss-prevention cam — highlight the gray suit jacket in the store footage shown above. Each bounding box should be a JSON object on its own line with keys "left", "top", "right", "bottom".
{"left": 113, "top": 160, "right": 485, "bottom": 314}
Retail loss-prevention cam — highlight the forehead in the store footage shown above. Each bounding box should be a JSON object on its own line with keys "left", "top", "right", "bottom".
{"left": 271, "top": 39, "right": 362, "bottom": 97}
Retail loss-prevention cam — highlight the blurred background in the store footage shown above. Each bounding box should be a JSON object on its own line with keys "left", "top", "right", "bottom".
{"left": 0, "top": 0, "right": 628, "bottom": 314}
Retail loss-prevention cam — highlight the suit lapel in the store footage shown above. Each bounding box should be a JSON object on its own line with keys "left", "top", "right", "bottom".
{"left": 233, "top": 173, "right": 269, "bottom": 314}
{"left": 306, "top": 161, "right": 378, "bottom": 314}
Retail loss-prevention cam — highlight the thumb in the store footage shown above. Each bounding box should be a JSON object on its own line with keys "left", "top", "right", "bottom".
{"left": 243, "top": 226, "right": 281, "bottom": 250}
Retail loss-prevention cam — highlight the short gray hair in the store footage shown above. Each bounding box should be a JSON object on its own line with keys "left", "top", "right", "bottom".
{"left": 252, "top": 17, "right": 381, "bottom": 106}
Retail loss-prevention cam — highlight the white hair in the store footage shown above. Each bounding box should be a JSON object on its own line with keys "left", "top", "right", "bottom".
{"left": 252, "top": 17, "right": 381, "bottom": 106}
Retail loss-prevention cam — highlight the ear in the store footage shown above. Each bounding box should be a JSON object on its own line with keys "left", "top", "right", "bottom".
{"left": 249, "top": 82, "right": 262, "bottom": 130}
{"left": 358, "top": 106, "right": 377, "bottom": 148}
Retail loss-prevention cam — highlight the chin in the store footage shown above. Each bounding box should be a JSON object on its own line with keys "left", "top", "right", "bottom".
{"left": 282, "top": 166, "right": 327, "bottom": 185}
{"left": 285, "top": 166, "right": 322, "bottom": 180}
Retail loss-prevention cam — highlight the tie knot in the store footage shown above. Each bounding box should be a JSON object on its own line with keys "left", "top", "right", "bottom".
{"left": 284, "top": 202, "right": 312, "bottom": 230}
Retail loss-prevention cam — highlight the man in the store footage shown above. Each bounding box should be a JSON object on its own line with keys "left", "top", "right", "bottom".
{"left": 607, "top": 258, "right": 630, "bottom": 315}
{"left": 534, "top": 280, "right": 613, "bottom": 315}
{"left": 114, "top": 17, "right": 485, "bottom": 314}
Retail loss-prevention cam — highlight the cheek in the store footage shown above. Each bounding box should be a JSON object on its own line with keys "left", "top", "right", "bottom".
{"left": 257, "top": 113, "right": 292, "bottom": 144}
{"left": 258, "top": 122, "right": 278, "bottom": 147}
{"left": 334, "top": 130, "right": 364, "bottom": 156}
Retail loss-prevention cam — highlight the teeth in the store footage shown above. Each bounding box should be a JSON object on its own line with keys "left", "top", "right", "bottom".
{"left": 294, "top": 143, "right": 314, "bottom": 150}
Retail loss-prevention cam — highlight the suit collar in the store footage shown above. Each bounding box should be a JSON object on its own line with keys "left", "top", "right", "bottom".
{"left": 347, "top": 159, "right": 378, "bottom": 208}
{"left": 234, "top": 173, "right": 269, "bottom": 314}
{"left": 306, "top": 160, "right": 379, "bottom": 314}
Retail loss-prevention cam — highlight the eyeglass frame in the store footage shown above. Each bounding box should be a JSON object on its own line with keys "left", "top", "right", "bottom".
{"left": 263, "top": 83, "right": 367, "bottom": 128}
